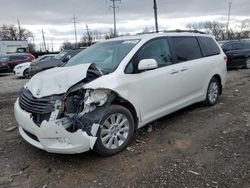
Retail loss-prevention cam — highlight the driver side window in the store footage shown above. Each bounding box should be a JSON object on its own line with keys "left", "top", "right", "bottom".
{"left": 125, "top": 38, "right": 172, "bottom": 73}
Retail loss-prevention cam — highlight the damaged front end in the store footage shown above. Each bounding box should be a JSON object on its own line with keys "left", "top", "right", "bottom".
{"left": 15, "top": 64, "right": 113, "bottom": 154}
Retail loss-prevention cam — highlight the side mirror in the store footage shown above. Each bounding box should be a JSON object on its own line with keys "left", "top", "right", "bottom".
{"left": 138, "top": 59, "right": 158, "bottom": 71}
{"left": 62, "top": 55, "right": 70, "bottom": 62}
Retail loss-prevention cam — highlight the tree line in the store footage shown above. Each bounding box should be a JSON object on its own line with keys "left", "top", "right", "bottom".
{"left": 186, "top": 20, "right": 250, "bottom": 40}
{"left": 1, "top": 19, "right": 250, "bottom": 52}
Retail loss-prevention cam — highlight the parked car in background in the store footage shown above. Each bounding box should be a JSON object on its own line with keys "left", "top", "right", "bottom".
{"left": 0, "top": 53, "right": 35, "bottom": 73}
{"left": 15, "top": 32, "right": 227, "bottom": 156}
{"left": 219, "top": 40, "right": 250, "bottom": 69}
{"left": 30, "top": 49, "right": 84, "bottom": 76}
{"left": 14, "top": 54, "right": 57, "bottom": 78}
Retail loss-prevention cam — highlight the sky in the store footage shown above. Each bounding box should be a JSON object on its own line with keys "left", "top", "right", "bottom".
{"left": 0, "top": 0, "right": 249, "bottom": 51}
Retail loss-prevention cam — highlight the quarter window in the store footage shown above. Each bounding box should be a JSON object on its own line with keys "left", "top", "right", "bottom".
{"left": 171, "top": 37, "right": 202, "bottom": 62}
{"left": 199, "top": 37, "right": 220, "bottom": 56}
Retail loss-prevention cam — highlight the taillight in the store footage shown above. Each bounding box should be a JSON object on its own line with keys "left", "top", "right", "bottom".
{"left": 224, "top": 56, "right": 227, "bottom": 62}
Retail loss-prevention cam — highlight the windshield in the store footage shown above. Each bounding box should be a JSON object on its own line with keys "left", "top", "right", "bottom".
{"left": 54, "top": 51, "right": 68, "bottom": 60}
{"left": 0, "top": 56, "right": 9, "bottom": 62}
{"left": 65, "top": 40, "right": 139, "bottom": 73}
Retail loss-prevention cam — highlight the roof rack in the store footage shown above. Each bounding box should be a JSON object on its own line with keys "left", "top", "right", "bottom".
{"left": 136, "top": 29, "right": 206, "bottom": 35}
{"left": 164, "top": 29, "right": 206, "bottom": 34}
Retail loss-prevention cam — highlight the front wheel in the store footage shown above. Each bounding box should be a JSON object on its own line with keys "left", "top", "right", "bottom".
{"left": 205, "top": 77, "right": 220, "bottom": 106}
{"left": 23, "top": 68, "right": 30, "bottom": 78}
{"left": 94, "top": 105, "right": 135, "bottom": 156}
{"left": 245, "top": 58, "right": 250, "bottom": 69}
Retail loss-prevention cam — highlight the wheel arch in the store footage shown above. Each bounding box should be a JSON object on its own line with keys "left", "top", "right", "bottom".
{"left": 111, "top": 95, "right": 139, "bottom": 130}
{"left": 23, "top": 67, "right": 29, "bottom": 76}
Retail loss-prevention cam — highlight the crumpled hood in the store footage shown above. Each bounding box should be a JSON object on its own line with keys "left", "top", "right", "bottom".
{"left": 25, "top": 63, "right": 92, "bottom": 98}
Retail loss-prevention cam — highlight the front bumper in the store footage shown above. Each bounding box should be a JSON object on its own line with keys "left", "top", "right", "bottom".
{"left": 13, "top": 68, "right": 23, "bottom": 77}
{"left": 14, "top": 99, "right": 97, "bottom": 154}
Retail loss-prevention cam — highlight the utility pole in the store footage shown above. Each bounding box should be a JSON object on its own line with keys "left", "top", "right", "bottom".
{"left": 85, "top": 24, "right": 92, "bottom": 46}
{"left": 73, "top": 14, "right": 78, "bottom": 48}
{"left": 17, "top": 19, "right": 21, "bottom": 40}
{"left": 226, "top": 2, "right": 232, "bottom": 34}
{"left": 51, "top": 40, "right": 54, "bottom": 52}
{"left": 42, "top": 30, "right": 47, "bottom": 52}
{"left": 153, "top": 0, "right": 159, "bottom": 33}
{"left": 109, "top": 0, "right": 121, "bottom": 37}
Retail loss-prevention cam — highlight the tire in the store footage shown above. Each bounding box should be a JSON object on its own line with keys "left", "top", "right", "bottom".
{"left": 205, "top": 77, "right": 220, "bottom": 106}
{"left": 94, "top": 105, "right": 135, "bottom": 156}
{"left": 245, "top": 58, "right": 250, "bottom": 69}
{"left": 23, "top": 68, "right": 30, "bottom": 78}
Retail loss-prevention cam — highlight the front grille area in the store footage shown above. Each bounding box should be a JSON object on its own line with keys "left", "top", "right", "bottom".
{"left": 19, "top": 88, "right": 54, "bottom": 114}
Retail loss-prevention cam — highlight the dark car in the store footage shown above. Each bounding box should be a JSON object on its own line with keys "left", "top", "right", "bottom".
{"left": 0, "top": 53, "right": 35, "bottom": 73}
{"left": 30, "top": 49, "right": 84, "bottom": 76}
{"left": 220, "top": 40, "right": 250, "bottom": 69}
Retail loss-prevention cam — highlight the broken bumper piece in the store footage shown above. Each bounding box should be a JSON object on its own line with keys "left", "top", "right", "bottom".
{"left": 14, "top": 99, "right": 97, "bottom": 154}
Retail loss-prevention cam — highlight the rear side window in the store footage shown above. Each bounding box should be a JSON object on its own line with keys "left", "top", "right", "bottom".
{"left": 232, "top": 42, "right": 243, "bottom": 50}
{"left": 171, "top": 37, "right": 202, "bottom": 62}
{"left": 10, "top": 56, "right": 26, "bottom": 61}
{"left": 199, "top": 37, "right": 220, "bottom": 56}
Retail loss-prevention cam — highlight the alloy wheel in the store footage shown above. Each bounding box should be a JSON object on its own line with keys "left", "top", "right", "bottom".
{"left": 208, "top": 81, "right": 219, "bottom": 104}
{"left": 100, "top": 113, "right": 130, "bottom": 150}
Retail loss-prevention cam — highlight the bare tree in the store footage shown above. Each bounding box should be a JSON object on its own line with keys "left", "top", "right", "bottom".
{"left": 0, "top": 24, "right": 33, "bottom": 40}
{"left": 28, "top": 43, "right": 36, "bottom": 53}
{"left": 61, "top": 41, "right": 74, "bottom": 50}
{"left": 186, "top": 21, "right": 227, "bottom": 40}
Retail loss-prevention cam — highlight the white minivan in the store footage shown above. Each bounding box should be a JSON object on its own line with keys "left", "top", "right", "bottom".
{"left": 14, "top": 32, "right": 227, "bottom": 156}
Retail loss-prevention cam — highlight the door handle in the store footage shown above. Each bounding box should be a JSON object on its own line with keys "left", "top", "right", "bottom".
{"left": 181, "top": 67, "right": 188, "bottom": 72}
{"left": 170, "top": 70, "right": 179, "bottom": 74}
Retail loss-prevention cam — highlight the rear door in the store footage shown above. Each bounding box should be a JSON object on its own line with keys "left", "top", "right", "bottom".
{"left": 231, "top": 42, "right": 246, "bottom": 67}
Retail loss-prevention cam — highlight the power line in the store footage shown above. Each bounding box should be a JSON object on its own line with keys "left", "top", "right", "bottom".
{"left": 153, "top": 0, "right": 159, "bottom": 33}
{"left": 108, "top": 0, "right": 121, "bottom": 37}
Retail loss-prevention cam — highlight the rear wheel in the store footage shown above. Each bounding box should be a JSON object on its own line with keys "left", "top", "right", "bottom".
{"left": 245, "top": 58, "right": 250, "bottom": 69}
{"left": 94, "top": 105, "right": 134, "bottom": 156}
{"left": 205, "top": 77, "right": 220, "bottom": 106}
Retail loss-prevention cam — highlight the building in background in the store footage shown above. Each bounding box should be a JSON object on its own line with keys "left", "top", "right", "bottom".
{"left": 0, "top": 40, "right": 28, "bottom": 56}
